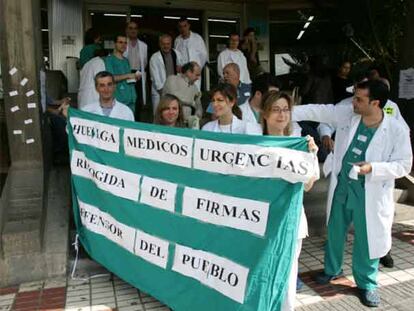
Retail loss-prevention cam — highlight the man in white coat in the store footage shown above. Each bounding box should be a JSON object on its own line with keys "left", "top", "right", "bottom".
{"left": 217, "top": 33, "right": 251, "bottom": 84}
{"left": 292, "top": 80, "right": 412, "bottom": 307}
{"left": 124, "top": 21, "right": 148, "bottom": 118}
{"left": 62, "top": 71, "right": 134, "bottom": 121}
{"left": 174, "top": 17, "right": 208, "bottom": 90}
{"left": 150, "top": 34, "right": 184, "bottom": 114}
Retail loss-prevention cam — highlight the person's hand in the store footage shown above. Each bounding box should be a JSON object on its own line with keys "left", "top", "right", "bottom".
{"left": 135, "top": 71, "right": 142, "bottom": 81}
{"left": 306, "top": 135, "right": 318, "bottom": 154}
{"left": 176, "top": 65, "right": 182, "bottom": 73}
{"left": 354, "top": 162, "right": 372, "bottom": 175}
{"left": 127, "top": 73, "right": 137, "bottom": 80}
{"left": 58, "top": 102, "right": 70, "bottom": 118}
{"left": 322, "top": 135, "right": 334, "bottom": 152}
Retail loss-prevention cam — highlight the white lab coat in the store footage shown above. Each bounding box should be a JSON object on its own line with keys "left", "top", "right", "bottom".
{"left": 78, "top": 57, "right": 105, "bottom": 110}
{"left": 217, "top": 48, "right": 251, "bottom": 84}
{"left": 149, "top": 49, "right": 184, "bottom": 111}
{"left": 202, "top": 115, "right": 262, "bottom": 135}
{"left": 123, "top": 39, "right": 148, "bottom": 105}
{"left": 293, "top": 104, "right": 413, "bottom": 259}
{"left": 174, "top": 31, "right": 208, "bottom": 90}
{"left": 83, "top": 99, "right": 134, "bottom": 121}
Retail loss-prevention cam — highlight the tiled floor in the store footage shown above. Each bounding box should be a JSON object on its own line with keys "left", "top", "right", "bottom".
{"left": 1, "top": 220, "right": 414, "bottom": 311}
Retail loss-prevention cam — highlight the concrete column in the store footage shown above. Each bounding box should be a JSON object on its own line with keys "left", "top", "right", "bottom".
{"left": 0, "top": 0, "right": 43, "bottom": 167}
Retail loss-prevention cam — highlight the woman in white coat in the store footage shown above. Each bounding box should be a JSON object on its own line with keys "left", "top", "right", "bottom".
{"left": 261, "top": 91, "right": 319, "bottom": 311}
{"left": 202, "top": 83, "right": 261, "bottom": 135}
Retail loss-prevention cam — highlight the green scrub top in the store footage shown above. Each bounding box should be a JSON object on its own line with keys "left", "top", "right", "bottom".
{"left": 79, "top": 43, "right": 101, "bottom": 68}
{"left": 336, "top": 120, "right": 378, "bottom": 202}
{"left": 104, "top": 54, "right": 137, "bottom": 109}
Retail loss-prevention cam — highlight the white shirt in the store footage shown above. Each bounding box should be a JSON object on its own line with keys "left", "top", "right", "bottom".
{"left": 217, "top": 48, "right": 251, "bottom": 84}
{"left": 202, "top": 115, "right": 262, "bottom": 135}
{"left": 83, "top": 99, "right": 134, "bottom": 121}
{"left": 174, "top": 31, "right": 208, "bottom": 68}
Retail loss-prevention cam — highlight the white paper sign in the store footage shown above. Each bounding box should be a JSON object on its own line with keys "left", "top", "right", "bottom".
{"left": 70, "top": 117, "right": 120, "bottom": 153}
{"left": 10, "top": 105, "right": 20, "bottom": 112}
{"left": 13, "top": 130, "right": 22, "bottom": 135}
{"left": 9, "top": 67, "right": 18, "bottom": 76}
{"left": 24, "top": 119, "right": 33, "bottom": 125}
{"left": 134, "top": 229, "right": 169, "bottom": 269}
{"left": 20, "top": 78, "right": 29, "bottom": 86}
{"left": 193, "top": 139, "right": 316, "bottom": 183}
{"left": 78, "top": 199, "right": 135, "bottom": 253}
{"left": 172, "top": 244, "right": 249, "bottom": 304}
{"left": 27, "top": 103, "right": 37, "bottom": 109}
{"left": 26, "top": 90, "right": 35, "bottom": 97}
{"left": 399, "top": 68, "right": 414, "bottom": 99}
{"left": 124, "top": 129, "right": 193, "bottom": 168}
{"left": 140, "top": 177, "right": 177, "bottom": 213}
{"left": 71, "top": 150, "right": 141, "bottom": 201}
{"left": 9, "top": 91, "right": 18, "bottom": 97}
{"left": 182, "top": 187, "right": 269, "bottom": 236}
{"left": 26, "top": 138, "right": 35, "bottom": 144}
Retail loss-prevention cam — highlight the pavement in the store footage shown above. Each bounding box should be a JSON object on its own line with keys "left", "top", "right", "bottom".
{"left": 0, "top": 219, "right": 413, "bottom": 311}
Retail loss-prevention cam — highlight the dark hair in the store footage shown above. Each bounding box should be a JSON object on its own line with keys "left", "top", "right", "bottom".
{"left": 84, "top": 28, "right": 100, "bottom": 45}
{"left": 251, "top": 73, "right": 280, "bottom": 101}
{"left": 181, "top": 61, "right": 199, "bottom": 73}
{"left": 154, "top": 94, "right": 184, "bottom": 127}
{"left": 210, "top": 83, "right": 242, "bottom": 119}
{"left": 243, "top": 27, "right": 255, "bottom": 37}
{"left": 113, "top": 33, "right": 126, "bottom": 43}
{"left": 261, "top": 91, "right": 293, "bottom": 136}
{"left": 94, "top": 71, "right": 115, "bottom": 86}
{"left": 355, "top": 80, "right": 389, "bottom": 108}
{"left": 179, "top": 17, "right": 189, "bottom": 23}
{"left": 229, "top": 32, "right": 240, "bottom": 38}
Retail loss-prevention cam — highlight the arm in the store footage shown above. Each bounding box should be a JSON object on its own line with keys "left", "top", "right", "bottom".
{"left": 149, "top": 56, "right": 164, "bottom": 92}
{"left": 105, "top": 58, "right": 135, "bottom": 82}
{"left": 368, "top": 127, "right": 413, "bottom": 182}
{"left": 198, "top": 36, "right": 208, "bottom": 68}
{"left": 292, "top": 104, "right": 349, "bottom": 127}
{"left": 217, "top": 52, "right": 224, "bottom": 78}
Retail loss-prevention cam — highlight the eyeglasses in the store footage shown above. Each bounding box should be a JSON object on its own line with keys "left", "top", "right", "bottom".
{"left": 271, "top": 107, "right": 290, "bottom": 114}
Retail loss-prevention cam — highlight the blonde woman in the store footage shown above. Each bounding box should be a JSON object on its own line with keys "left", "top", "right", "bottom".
{"left": 154, "top": 94, "right": 184, "bottom": 128}
{"left": 261, "top": 91, "right": 319, "bottom": 311}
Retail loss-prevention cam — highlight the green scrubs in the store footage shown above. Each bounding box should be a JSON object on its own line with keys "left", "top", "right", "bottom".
{"left": 79, "top": 43, "right": 101, "bottom": 68}
{"left": 324, "top": 121, "right": 379, "bottom": 290}
{"left": 104, "top": 54, "right": 137, "bottom": 113}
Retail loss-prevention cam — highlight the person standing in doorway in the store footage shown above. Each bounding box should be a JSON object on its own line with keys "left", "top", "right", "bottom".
{"left": 104, "top": 34, "right": 137, "bottom": 114}
{"left": 124, "top": 21, "right": 149, "bottom": 120}
{"left": 174, "top": 17, "right": 208, "bottom": 90}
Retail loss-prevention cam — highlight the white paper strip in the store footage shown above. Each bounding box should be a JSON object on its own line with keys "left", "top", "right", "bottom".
{"left": 9, "top": 67, "right": 18, "bottom": 75}
{"left": 24, "top": 119, "right": 33, "bottom": 125}
{"left": 20, "top": 78, "right": 29, "bottom": 86}
{"left": 9, "top": 91, "right": 18, "bottom": 97}
{"left": 27, "top": 103, "right": 37, "bottom": 109}
{"left": 26, "top": 138, "right": 35, "bottom": 144}
{"left": 26, "top": 90, "right": 35, "bottom": 97}
{"left": 10, "top": 106, "right": 20, "bottom": 112}
{"left": 13, "top": 130, "right": 22, "bottom": 135}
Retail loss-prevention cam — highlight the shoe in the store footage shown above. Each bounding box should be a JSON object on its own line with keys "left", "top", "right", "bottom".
{"left": 296, "top": 276, "right": 304, "bottom": 291}
{"left": 380, "top": 252, "right": 394, "bottom": 268}
{"left": 313, "top": 270, "right": 344, "bottom": 284}
{"left": 358, "top": 288, "right": 380, "bottom": 307}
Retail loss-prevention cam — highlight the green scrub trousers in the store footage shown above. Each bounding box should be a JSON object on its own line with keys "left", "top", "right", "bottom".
{"left": 324, "top": 121, "right": 380, "bottom": 290}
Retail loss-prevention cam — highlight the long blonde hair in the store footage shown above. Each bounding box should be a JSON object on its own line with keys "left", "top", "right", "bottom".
{"left": 261, "top": 91, "right": 293, "bottom": 136}
{"left": 154, "top": 94, "right": 184, "bottom": 127}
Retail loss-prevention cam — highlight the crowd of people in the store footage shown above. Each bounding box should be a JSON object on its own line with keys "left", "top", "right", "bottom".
{"left": 56, "top": 17, "right": 412, "bottom": 310}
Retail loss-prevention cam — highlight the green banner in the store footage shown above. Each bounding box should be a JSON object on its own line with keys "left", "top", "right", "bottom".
{"left": 68, "top": 107, "right": 316, "bottom": 311}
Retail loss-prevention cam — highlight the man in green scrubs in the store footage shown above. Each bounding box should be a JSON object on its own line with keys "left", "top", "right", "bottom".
{"left": 104, "top": 34, "right": 137, "bottom": 114}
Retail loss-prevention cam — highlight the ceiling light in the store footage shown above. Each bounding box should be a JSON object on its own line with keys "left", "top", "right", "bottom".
{"left": 304, "top": 22, "right": 310, "bottom": 29}
{"left": 131, "top": 14, "right": 142, "bottom": 18}
{"left": 209, "top": 35, "right": 229, "bottom": 38}
{"left": 104, "top": 13, "right": 127, "bottom": 17}
{"left": 208, "top": 18, "right": 237, "bottom": 23}
{"left": 308, "top": 16, "right": 314, "bottom": 21}
{"left": 297, "top": 30, "right": 305, "bottom": 40}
